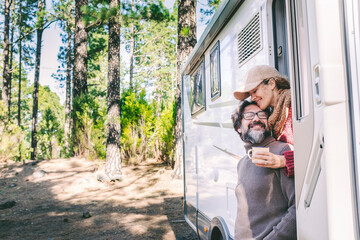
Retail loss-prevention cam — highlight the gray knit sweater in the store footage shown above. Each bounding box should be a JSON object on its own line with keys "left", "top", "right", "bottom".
{"left": 234, "top": 136, "right": 296, "bottom": 240}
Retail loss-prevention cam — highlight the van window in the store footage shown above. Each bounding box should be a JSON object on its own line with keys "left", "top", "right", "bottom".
{"left": 191, "top": 59, "right": 206, "bottom": 115}
{"left": 210, "top": 41, "right": 221, "bottom": 100}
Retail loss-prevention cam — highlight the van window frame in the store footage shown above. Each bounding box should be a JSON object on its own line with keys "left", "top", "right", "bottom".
{"left": 190, "top": 58, "right": 206, "bottom": 116}
{"left": 210, "top": 41, "right": 221, "bottom": 100}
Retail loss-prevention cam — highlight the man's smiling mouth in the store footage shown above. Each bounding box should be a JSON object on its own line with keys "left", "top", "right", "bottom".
{"left": 249, "top": 121, "right": 266, "bottom": 129}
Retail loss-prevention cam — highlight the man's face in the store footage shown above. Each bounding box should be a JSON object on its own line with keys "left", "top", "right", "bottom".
{"left": 238, "top": 104, "right": 271, "bottom": 144}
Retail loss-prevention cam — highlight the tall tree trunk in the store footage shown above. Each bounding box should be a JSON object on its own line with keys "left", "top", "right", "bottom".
{"left": 9, "top": 16, "right": 15, "bottom": 119}
{"left": 129, "top": 0, "right": 135, "bottom": 91}
{"left": 73, "top": 0, "right": 88, "bottom": 97}
{"left": 72, "top": 0, "right": 88, "bottom": 156}
{"left": 174, "top": 0, "right": 197, "bottom": 178}
{"left": 18, "top": 0, "right": 22, "bottom": 127}
{"left": 2, "top": 0, "right": 11, "bottom": 115}
{"left": 64, "top": 31, "right": 72, "bottom": 155}
{"left": 17, "top": 0, "right": 22, "bottom": 161}
{"left": 31, "top": 0, "right": 46, "bottom": 160}
{"left": 105, "top": 0, "right": 121, "bottom": 181}
{"left": 18, "top": 43, "right": 22, "bottom": 127}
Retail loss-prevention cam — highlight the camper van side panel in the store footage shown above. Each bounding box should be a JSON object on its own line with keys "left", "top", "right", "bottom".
{"left": 184, "top": 0, "right": 277, "bottom": 238}
{"left": 183, "top": 74, "right": 198, "bottom": 232}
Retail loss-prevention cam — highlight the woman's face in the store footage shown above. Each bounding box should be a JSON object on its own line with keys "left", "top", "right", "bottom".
{"left": 248, "top": 80, "right": 275, "bottom": 110}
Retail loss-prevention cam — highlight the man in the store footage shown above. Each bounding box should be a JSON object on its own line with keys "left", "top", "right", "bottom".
{"left": 231, "top": 100, "right": 296, "bottom": 240}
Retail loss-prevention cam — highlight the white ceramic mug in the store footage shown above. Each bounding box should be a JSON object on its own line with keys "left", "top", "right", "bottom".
{"left": 247, "top": 147, "right": 269, "bottom": 159}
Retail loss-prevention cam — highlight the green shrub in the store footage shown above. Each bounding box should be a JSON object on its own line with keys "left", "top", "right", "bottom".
{"left": 72, "top": 92, "right": 107, "bottom": 159}
{"left": 120, "top": 89, "right": 154, "bottom": 164}
{"left": 120, "top": 89, "right": 175, "bottom": 165}
{"left": 37, "top": 107, "right": 62, "bottom": 159}
{"left": 154, "top": 100, "right": 175, "bottom": 163}
{"left": 0, "top": 100, "right": 31, "bottom": 162}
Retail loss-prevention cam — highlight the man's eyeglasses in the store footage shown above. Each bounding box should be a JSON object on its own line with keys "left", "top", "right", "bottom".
{"left": 242, "top": 111, "right": 268, "bottom": 120}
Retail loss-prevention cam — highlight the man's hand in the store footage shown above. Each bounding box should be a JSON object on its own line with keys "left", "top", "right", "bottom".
{"left": 251, "top": 151, "right": 286, "bottom": 169}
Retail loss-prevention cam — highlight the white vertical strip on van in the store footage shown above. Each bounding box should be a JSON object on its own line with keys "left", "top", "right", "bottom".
{"left": 315, "top": 0, "right": 357, "bottom": 239}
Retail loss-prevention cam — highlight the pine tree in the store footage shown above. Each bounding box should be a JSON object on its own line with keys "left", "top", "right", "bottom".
{"left": 64, "top": 32, "right": 73, "bottom": 155}
{"left": 30, "top": 0, "right": 46, "bottom": 160}
{"left": 8, "top": 3, "right": 16, "bottom": 120}
{"left": 53, "top": 0, "right": 75, "bottom": 155}
{"left": 174, "top": 0, "right": 197, "bottom": 177}
{"left": 16, "top": 0, "right": 37, "bottom": 127}
{"left": 72, "top": 0, "right": 88, "bottom": 156}
{"left": 73, "top": 0, "right": 88, "bottom": 97}
{"left": 199, "top": 0, "right": 221, "bottom": 24}
{"left": 2, "top": 0, "right": 11, "bottom": 116}
{"left": 129, "top": 0, "right": 135, "bottom": 91}
{"left": 105, "top": 0, "right": 121, "bottom": 180}
{"left": 17, "top": 0, "right": 23, "bottom": 127}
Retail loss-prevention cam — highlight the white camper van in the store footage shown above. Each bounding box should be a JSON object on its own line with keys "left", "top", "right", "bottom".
{"left": 181, "top": 0, "right": 360, "bottom": 239}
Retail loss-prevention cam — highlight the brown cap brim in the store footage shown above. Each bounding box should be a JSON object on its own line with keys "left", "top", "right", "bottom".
{"left": 233, "top": 81, "right": 261, "bottom": 100}
{"left": 233, "top": 91, "right": 249, "bottom": 101}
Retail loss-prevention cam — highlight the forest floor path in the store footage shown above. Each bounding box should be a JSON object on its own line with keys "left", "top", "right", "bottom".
{"left": 0, "top": 157, "right": 197, "bottom": 240}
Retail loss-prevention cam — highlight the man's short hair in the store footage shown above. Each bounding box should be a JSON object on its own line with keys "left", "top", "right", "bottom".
{"left": 231, "top": 100, "right": 256, "bottom": 132}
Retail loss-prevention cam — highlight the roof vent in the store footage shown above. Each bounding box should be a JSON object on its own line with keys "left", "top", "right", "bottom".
{"left": 237, "top": 12, "right": 262, "bottom": 66}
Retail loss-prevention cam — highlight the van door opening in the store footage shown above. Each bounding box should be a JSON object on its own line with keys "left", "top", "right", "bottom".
{"left": 272, "top": 0, "right": 289, "bottom": 77}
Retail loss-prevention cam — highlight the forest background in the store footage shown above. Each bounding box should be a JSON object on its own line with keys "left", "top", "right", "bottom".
{"left": 0, "top": 0, "right": 221, "bottom": 180}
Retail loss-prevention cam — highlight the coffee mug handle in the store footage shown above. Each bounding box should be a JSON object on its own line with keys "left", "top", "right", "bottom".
{"left": 247, "top": 149, "right": 253, "bottom": 159}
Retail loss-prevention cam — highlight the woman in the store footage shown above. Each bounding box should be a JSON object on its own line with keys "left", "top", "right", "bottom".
{"left": 233, "top": 65, "right": 294, "bottom": 177}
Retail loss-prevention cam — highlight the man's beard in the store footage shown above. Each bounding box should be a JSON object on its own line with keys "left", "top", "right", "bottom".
{"left": 241, "top": 121, "right": 271, "bottom": 144}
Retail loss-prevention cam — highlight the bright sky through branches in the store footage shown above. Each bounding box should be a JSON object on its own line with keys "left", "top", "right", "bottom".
{"left": 28, "top": 0, "right": 176, "bottom": 104}
{"left": 26, "top": 0, "right": 211, "bottom": 103}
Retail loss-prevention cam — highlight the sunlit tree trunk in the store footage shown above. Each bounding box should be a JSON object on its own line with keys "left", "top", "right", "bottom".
{"left": 105, "top": 0, "right": 121, "bottom": 181}
{"left": 174, "top": 0, "right": 197, "bottom": 178}
{"left": 73, "top": 0, "right": 88, "bottom": 97}
{"left": 18, "top": 45, "right": 22, "bottom": 127}
{"left": 64, "top": 32, "right": 72, "bottom": 154}
{"left": 17, "top": 0, "right": 23, "bottom": 161}
{"left": 9, "top": 17, "right": 15, "bottom": 119}
{"left": 129, "top": 0, "right": 135, "bottom": 91}
{"left": 2, "top": 0, "right": 11, "bottom": 115}
{"left": 31, "top": 0, "right": 46, "bottom": 160}
{"left": 72, "top": 0, "right": 88, "bottom": 156}
{"left": 17, "top": 0, "right": 22, "bottom": 127}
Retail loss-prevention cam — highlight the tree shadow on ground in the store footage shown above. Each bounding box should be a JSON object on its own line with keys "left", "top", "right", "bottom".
{"left": 164, "top": 197, "right": 198, "bottom": 240}
{"left": 0, "top": 158, "right": 197, "bottom": 240}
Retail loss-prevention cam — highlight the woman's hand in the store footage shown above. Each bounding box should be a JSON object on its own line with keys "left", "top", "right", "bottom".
{"left": 251, "top": 151, "right": 286, "bottom": 169}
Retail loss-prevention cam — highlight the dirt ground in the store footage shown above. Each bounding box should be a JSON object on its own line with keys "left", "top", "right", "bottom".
{"left": 0, "top": 158, "right": 198, "bottom": 240}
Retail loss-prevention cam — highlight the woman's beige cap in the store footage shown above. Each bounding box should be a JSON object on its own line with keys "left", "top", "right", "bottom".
{"left": 233, "top": 65, "right": 282, "bottom": 100}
